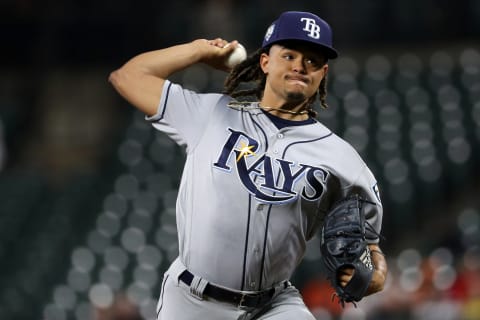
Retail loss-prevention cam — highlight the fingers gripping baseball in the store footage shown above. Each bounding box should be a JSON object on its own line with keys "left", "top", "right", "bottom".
{"left": 195, "top": 38, "right": 244, "bottom": 72}
{"left": 207, "top": 38, "right": 231, "bottom": 48}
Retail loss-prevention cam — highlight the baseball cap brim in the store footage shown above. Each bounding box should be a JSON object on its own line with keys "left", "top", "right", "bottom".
{"left": 266, "top": 38, "right": 338, "bottom": 59}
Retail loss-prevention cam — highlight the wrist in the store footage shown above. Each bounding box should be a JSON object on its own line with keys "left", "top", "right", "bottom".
{"left": 189, "top": 39, "right": 210, "bottom": 63}
{"left": 370, "top": 249, "right": 385, "bottom": 257}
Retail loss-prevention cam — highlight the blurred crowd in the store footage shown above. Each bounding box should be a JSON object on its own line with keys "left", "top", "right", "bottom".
{"left": 302, "top": 248, "right": 480, "bottom": 320}
{"left": 301, "top": 206, "right": 480, "bottom": 320}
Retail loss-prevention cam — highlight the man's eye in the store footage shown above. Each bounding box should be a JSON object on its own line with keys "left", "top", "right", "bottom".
{"left": 307, "top": 59, "right": 322, "bottom": 68}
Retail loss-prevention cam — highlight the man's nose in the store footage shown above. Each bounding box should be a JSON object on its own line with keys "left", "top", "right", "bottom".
{"left": 292, "top": 57, "right": 306, "bottom": 74}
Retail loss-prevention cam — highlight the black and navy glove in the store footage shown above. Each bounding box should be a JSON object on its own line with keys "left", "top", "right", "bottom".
{"left": 320, "top": 195, "right": 376, "bottom": 306}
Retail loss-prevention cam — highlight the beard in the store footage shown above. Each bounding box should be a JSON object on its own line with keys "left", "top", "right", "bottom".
{"left": 286, "top": 91, "right": 307, "bottom": 104}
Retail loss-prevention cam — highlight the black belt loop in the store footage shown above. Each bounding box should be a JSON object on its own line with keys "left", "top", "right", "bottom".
{"left": 179, "top": 270, "right": 283, "bottom": 309}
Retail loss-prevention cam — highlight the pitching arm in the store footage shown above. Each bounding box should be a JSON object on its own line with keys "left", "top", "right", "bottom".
{"left": 108, "top": 39, "right": 238, "bottom": 116}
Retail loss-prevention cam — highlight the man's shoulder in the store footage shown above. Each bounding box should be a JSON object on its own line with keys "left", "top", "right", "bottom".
{"left": 167, "top": 80, "right": 232, "bottom": 106}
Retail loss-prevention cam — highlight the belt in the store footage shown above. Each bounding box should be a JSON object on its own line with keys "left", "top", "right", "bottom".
{"left": 179, "top": 270, "right": 286, "bottom": 308}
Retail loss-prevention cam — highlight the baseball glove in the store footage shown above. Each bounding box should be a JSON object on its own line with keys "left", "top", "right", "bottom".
{"left": 320, "top": 194, "right": 374, "bottom": 306}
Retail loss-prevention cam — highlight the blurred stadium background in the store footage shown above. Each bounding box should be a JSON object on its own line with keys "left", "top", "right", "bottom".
{"left": 1, "top": 1, "right": 480, "bottom": 319}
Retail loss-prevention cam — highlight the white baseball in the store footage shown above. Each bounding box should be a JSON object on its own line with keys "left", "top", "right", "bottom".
{"left": 225, "top": 43, "right": 247, "bottom": 68}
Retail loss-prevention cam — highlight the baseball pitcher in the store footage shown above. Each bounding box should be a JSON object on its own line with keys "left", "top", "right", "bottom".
{"left": 109, "top": 11, "right": 387, "bottom": 320}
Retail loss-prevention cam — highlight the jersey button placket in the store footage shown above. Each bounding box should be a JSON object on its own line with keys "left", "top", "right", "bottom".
{"left": 272, "top": 131, "right": 284, "bottom": 155}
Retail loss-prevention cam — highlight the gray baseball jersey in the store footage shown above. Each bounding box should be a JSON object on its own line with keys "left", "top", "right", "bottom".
{"left": 147, "top": 80, "right": 382, "bottom": 292}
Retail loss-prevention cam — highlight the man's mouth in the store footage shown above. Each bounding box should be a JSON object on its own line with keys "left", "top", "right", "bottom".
{"left": 286, "top": 75, "right": 308, "bottom": 86}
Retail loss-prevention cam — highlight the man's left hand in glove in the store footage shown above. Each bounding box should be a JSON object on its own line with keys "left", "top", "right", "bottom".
{"left": 338, "top": 243, "right": 387, "bottom": 297}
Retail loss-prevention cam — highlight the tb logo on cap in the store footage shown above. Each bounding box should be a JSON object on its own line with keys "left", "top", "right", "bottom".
{"left": 301, "top": 18, "right": 320, "bottom": 39}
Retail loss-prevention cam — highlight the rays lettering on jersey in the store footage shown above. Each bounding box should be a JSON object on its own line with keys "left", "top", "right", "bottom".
{"left": 213, "top": 128, "right": 327, "bottom": 203}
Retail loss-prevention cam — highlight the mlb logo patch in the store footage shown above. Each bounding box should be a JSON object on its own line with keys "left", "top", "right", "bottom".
{"left": 372, "top": 183, "right": 381, "bottom": 202}
{"left": 264, "top": 24, "right": 275, "bottom": 42}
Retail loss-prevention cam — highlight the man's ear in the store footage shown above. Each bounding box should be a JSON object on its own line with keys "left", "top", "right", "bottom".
{"left": 260, "top": 52, "right": 269, "bottom": 74}
{"left": 322, "top": 64, "right": 329, "bottom": 78}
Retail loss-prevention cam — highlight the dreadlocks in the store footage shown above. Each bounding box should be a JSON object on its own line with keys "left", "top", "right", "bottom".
{"left": 224, "top": 47, "right": 330, "bottom": 118}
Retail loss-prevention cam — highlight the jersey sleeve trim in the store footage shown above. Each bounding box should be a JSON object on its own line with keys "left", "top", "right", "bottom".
{"left": 145, "top": 80, "right": 173, "bottom": 122}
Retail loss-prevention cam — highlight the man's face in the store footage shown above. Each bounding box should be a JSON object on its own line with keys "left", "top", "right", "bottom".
{"left": 260, "top": 42, "right": 328, "bottom": 105}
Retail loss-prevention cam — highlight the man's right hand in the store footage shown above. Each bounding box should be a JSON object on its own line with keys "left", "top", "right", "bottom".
{"left": 194, "top": 38, "right": 239, "bottom": 72}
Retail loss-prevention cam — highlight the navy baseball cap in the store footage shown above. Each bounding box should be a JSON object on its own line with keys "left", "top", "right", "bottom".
{"left": 262, "top": 11, "right": 338, "bottom": 59}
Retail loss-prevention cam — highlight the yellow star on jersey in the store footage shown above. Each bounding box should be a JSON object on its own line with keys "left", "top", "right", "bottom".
{"left": 236, "top": 142, "right": 256, "bottom": 162}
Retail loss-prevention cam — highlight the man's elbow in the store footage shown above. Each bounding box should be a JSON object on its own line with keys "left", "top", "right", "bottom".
{"left": 108, "top": 68, "right": 126, "bottom": 91}
{"left": 108, "top": 67, "right": 139, "bottom": 100}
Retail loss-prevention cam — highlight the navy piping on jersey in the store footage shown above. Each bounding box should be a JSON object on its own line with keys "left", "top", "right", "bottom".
{"left": 240, "top": 112, "right": 270, "bottom": 291}
{"left": 157, "top": 274, "right": 169, "bottom": 317}
{"left": 282, "top": 132, "right": 334, "bottom": 156}
{"left": 250, "top": 112, "right": 270, "bottom": 150}
{"left": 257, "top": 131, "right": 334, "bottom": 289}
{"left": 257, "top": 203, "right": 273, "bottom": 290}
{"left": 240, "top": 195, "right": 253, "bottom": 291}
{"left": 159, "top": 82, "right": 173, "bottom": 120}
